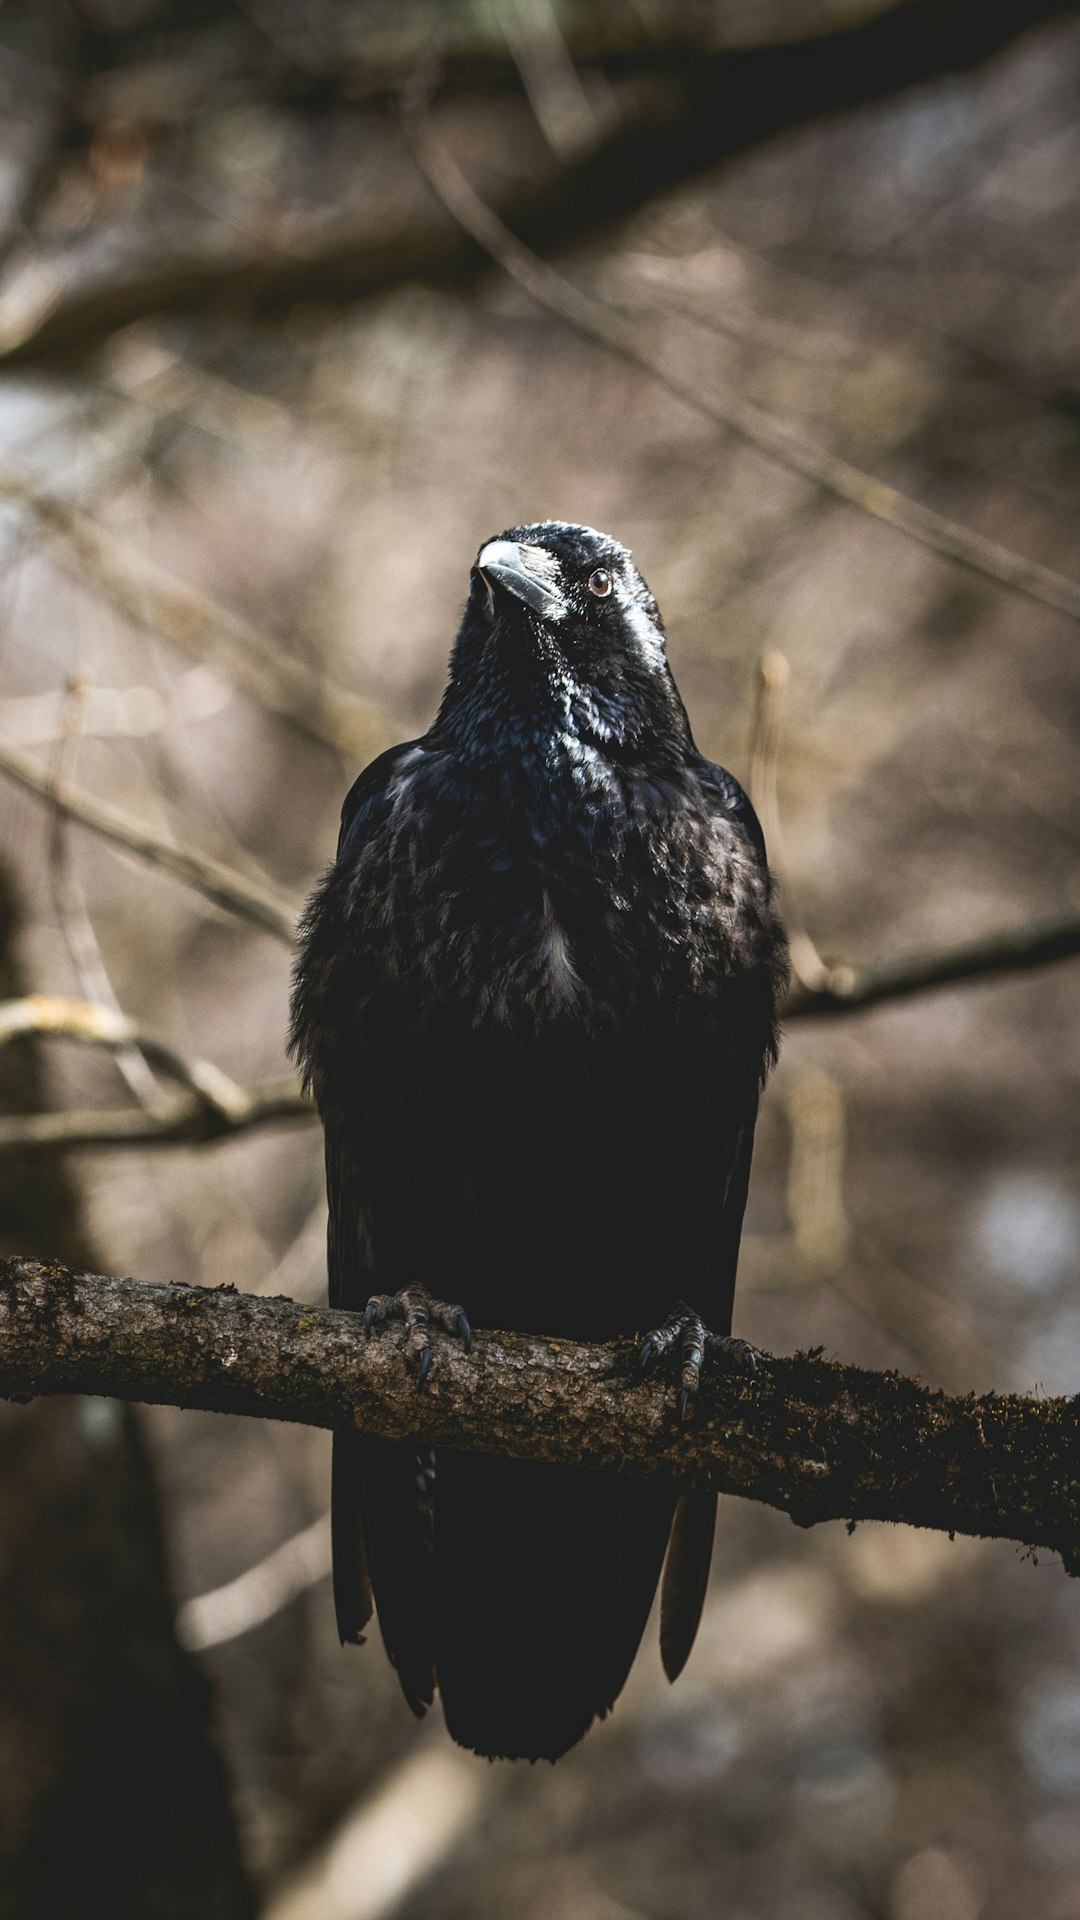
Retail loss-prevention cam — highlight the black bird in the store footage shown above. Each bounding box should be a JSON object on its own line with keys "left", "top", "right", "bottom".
{"left": 290, "top": 521, "right": 787, "bottom": 1761}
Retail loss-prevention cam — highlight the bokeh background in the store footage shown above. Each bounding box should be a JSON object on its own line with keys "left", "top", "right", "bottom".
{"left": 1, "top": 3, "right": 1079, "bottom": 1916}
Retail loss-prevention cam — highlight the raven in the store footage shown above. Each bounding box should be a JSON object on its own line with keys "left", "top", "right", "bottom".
{"left": 289, "top": 521, "right": 787, "bottom": 1761}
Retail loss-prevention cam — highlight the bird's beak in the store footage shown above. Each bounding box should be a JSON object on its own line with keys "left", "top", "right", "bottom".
{"left": 475, "top": 540, "right": 567, "bottom": 621}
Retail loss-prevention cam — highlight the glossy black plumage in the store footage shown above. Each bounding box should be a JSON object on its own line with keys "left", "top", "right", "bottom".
{"left": 289, "top": 521, "right": 787, "bottom": 1760}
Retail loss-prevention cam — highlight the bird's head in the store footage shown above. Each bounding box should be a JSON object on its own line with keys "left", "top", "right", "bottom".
{"left": 434, "top": 521, "right": 693, "bottom": 768}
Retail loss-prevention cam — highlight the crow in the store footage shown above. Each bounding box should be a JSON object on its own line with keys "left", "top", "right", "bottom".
{"left": 289, "top": 521, "right": 787, "bottom": 1761}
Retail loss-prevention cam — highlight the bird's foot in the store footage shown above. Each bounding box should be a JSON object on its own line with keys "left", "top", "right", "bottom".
{"left": 637, "top": 1302, "right": 756, "bottom": 1423}
{"left": 363, "top": 1284, "right": 472, "bottom": 1386}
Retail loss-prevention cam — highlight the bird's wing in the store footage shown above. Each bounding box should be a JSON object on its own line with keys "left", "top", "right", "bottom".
{"left": 696, "top": 757, "right": 768, "bottom": 864}
{"left": 321, "top": 741, "right": 438, "bottom": 1709}
{"left": 659, "top": 759, "right": 773, "bottom": 1686}
{"left": 325, "top": 1125, "right": 373, "bottom": 1642}
{"left": 336, "top": 738, "right": 424, "bottom": 862}
{"left": 657, "top": 1104, "right": 757, "bottom": 1687}
{"left": 326, "top": 1123, "right": 436, "bottom": 1708}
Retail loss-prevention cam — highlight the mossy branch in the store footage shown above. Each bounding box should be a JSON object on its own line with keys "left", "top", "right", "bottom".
{"left": 2, "top": 1257, "right": 1077, "bottom": 1574}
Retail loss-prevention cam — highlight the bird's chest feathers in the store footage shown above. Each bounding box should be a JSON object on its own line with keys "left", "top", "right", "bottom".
{"left": 353, "top": 748, "right": 758, "bottom": 1032}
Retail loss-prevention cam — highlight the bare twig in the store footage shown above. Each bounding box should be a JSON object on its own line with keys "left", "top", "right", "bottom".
{"left": 175, "top": 1511, "right": 331, "bottom": 1653}
{"left": 0, "top": 1082, "right": 309, "bottom": 1154}
{"left": 783, "top": 913, "right": 1080, "bottom": 1016}
{"left": 0, "top": 459, "right": 396, "bottom": 762}
{"left": 783, "top": 1069, "right": 1004, "bottom": 1387}
{"left": 47, "top": 676, "right": 161, "bottom": 1106}
{"left": 0, "top": 11, "right": 83, "bottom": 277}
{"left": 0, "top": 729, "right": 297, "bottom": 944}
{"left": 499, "top": 0, "right": 608, "bottom": 158}
{"left": 0, "top": 996, "right": 252, "bottom": 1121}
{"left": 405, "top": 101, "right": 1080, "bottom": 636}
{"left": 742, "top": 650, "right": 1080, "bottom": 1012}
{"left": 0, "top": 993, "right": 309, "bottom": 1152}
{"left": 267, "top": 1739, "right": 495, "bottom": 1920}
{"left": 2, "top": 1257, "right": 1080, "bottom": 1570}
{"left": 748, "top": 652, "right": 832, "bottom": 994}
{"left": 0, "top": 672, "right": 234, "bottom": 747}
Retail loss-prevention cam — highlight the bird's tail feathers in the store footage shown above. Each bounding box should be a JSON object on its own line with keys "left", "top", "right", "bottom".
{"left": 659, "top": 1489, "right": 717, "bottom": 1682}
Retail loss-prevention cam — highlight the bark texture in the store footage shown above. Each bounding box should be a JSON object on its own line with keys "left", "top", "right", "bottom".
{"left": 1, "top": 1256, "right": 1077, "bottom": 1573}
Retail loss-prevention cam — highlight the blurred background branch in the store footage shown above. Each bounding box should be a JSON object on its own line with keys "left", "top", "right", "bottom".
{"left": 1, "top": 2, "right": 1078, "bottom": 1912}
{"left": 0, "top": 1, "right": 1074, "bottom": 366}
{"left": 405, "top": 87, "right": 1080, "bottom": 631}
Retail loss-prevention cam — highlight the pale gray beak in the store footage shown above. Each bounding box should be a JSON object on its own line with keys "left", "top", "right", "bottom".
{"left": 476, "top": 540, "right": 567, "bottom": 621}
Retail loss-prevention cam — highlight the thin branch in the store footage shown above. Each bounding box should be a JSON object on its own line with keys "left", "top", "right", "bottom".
{"left": 0, "top": 995, "right": 253, "bottom": 1120}
{"left": 0, "top": 729, "right": 297, "bottom": 944}
{"left": 783, "top": 912, "right": 1080, "bottom": 1016}
{"left": 0, "top": 1080, "right": 309, "bottom": 1154}
{"left": 267, "top": 1740, "right": 495, "bottom": 1920}
{"left": 47, "top": 675, "right": 161, "bottom": 1106}
{"left": 499, "top": 0, "right": 609, "bottom": 159}
{"left": 743, "top": 656, "right": 1080, "bottom": 1013}
{"left": 782, "top": 1068, "right": 1005, "bottom": 1388}
{"left": 0, "top": 458, "right": 396, "bottom": 763}
{"left": 748, "top": 651, "right": 832, "bottom": 994}
{"left": 1, "top": 1258, "right": 1078, "bottom": 1570}
{"left": 175, "top": 1511, "right": 331, "bottom": 1653}
{"left": 404, "top": 99, "right": 1080, "bottom": 636}
{"left": 0, "top": 993, "right": 311, "bottom": 1152}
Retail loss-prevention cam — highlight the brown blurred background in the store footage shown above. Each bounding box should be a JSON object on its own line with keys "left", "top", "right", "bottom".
{"left": 0, "top": 2, "right": 1079, "bottom": 1916}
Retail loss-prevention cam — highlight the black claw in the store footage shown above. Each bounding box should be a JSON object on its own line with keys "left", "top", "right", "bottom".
{"left": 363, "top": 1286, "right": 472, "bottom": 1382}
{"left": 712, "top": 1334, "right": 758, "bottom": 1376}
{"left": 638, "top": 1302, "right": 732, "bottom": 1422}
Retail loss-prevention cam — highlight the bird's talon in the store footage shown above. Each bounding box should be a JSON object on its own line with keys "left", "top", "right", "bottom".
{"left": 362, "top": 1284, "right": 472, "bottom": 1381}
{"left": 364, "top": 1292, "right": 396, "bottom": 1334}
{"left": 638, "top": 1303, "right": 723, "bottom": 1420}
{"left": 711, "top": 1333, "right": 758, "bottom": 1377}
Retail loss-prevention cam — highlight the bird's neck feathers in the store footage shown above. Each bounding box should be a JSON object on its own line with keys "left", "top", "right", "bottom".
{"left": 431, "top": 607, "right": 694, "bottom": 783}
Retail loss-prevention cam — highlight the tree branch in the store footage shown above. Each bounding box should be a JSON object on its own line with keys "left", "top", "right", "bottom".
{"left": 0, "top": 995, "right": 311, "bottom": 1153}
{"left": 404, "top": 95, "right": 1080, "bottom": 637}
{"left": 0, "top": 995, "right": 253, "bottom": 1120}
{"left": 784, "top": 912, "right": 1080, "bottom": 1015}
{"left": 0, "top": 459, "right": 396, "bottom": 763}
{"left": 0, "top": 1081, "right": 308, "bottom": 1155}
{"left": 0, "top": 1, "right": 1073, "bottom": 367}
{"left": 0, "top": 729, "right": 297, "bottom": 944}
{"left": 1, "top": 1257, "right": 1077, "bottom": 1571}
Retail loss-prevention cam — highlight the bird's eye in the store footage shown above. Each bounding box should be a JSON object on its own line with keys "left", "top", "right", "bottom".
{"left": 587, "top": 568, "right": 612, "bottom": 598}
